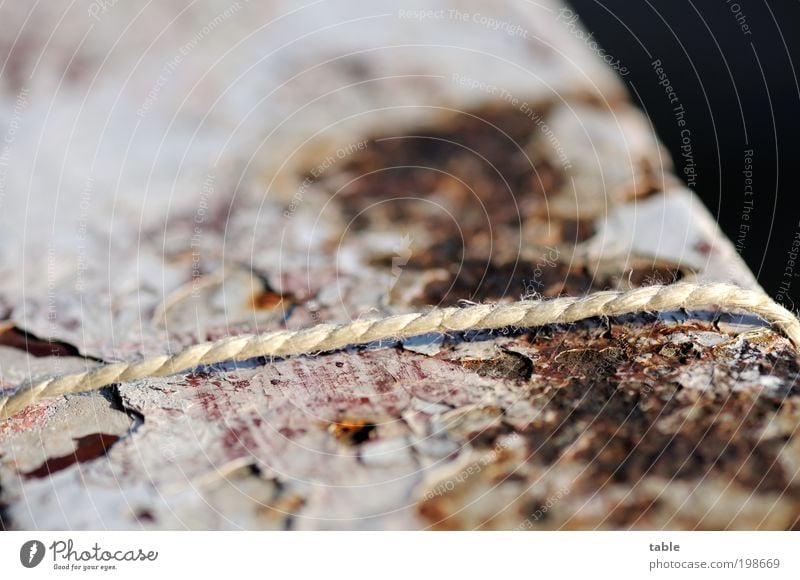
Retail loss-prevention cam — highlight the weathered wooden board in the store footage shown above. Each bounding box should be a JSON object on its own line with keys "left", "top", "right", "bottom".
{"left": 0, "top": 0, "right": 796, "bottom": 530}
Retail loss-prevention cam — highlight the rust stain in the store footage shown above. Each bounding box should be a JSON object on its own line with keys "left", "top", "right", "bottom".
{"left": 553, "top": 346, "right": 629, "bottom": 377}
{"left": 460, "top": 349, "right": 533, "bottom": 381}
{"left": 560, "top": 218, "right": 596, "bottom": 242}
{"left": 308, "top": 105, "right": 561, "bottom": 254}
{"left": 415, "top": 318, "right": 800, "bottom": 529}
{"left": 297, "top": 103, "right": 687, "bottom": 309}
{"left": 0, "top": 326, "right": 84, "bottom": 358}
{"left": 222, "top": 416, "right": 264, "bottom": 454}
{"left": 409, "top": 258, "right": 691, "bottom": 307}
{"left": 22, "top": 433, "right": 121, "bottom": 479}
{"left": 327, "top": 418, "right": 376, "bottom": 445}
{"left": 250, "top": 289, "right": 289, "bottom": 311}
{"left": 183, "top": 372, "right": 232, "bottom": 421}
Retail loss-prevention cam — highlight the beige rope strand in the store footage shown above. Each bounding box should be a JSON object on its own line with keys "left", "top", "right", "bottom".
{"left": 1, "top": 282, "right": 797, "bottom": 421}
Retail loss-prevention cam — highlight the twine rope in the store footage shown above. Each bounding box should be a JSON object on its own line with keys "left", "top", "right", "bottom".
{"left": 1, "top": 282, "right": 797, "bottom": 421}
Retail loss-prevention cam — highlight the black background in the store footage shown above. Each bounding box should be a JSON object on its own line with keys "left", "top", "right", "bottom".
{"left": 568, "top": 0, "right": 800, "bottom": 307}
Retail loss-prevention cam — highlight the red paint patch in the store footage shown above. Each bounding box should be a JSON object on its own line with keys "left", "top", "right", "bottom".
{"left": 0, "top": 402, "right": 52, "bottom": 435}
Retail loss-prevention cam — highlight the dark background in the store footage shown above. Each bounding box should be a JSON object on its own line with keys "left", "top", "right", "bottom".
{"left": 568, "top": 0, "right": 800, "bottom": 308}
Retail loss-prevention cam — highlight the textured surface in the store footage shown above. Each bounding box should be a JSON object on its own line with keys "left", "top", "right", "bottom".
{"left": 0, "top": 0, "right": 796, "bottom": 530}
{"left": 3, "top": 282, "right": 799, "bottom": 421}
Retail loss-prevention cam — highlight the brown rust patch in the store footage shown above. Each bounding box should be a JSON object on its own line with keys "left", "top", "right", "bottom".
{"left": 308, "top": 105, "right": 562, "bottom": 261}
{"left": 248, "top": 273, "right": 295, "bottom": 312}
{"left": 325, "top": 105, "right": 556, "bottom": 222}
{"left": 0, "top": 326, "right": 86, "bottom": 359}
{"left": 553, "top": 346, "right": 629, "bottom": 377}
{"left": 460, "top": 349, "right": 533, "bottom": 381}
{"left": 250, "top": 289, "right": 287, "bottom": 310}
{"left": 328, "top": 418, "right": 377, "bottom": 445}
{"left": 299, "top": 103, "right": 690, "bottom": 308}
{"left": 409, "top": 258, "right": 593, "bottom": 305}
{"left": 409, "top": 257, "right": 691, "bottom": 306}
{"left": 416, "top": 316, "right": 800, "bottom": 529}
{"left": 560, "top": 218, "right": 596, "bottom": 242}
{"left": 22, "top": 433, "right": 121, "bottom": 479}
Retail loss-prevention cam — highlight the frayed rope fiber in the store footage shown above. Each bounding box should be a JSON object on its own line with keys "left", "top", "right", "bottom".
{"left": 1, "top": 282, "right": 798, "bottom": 421}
